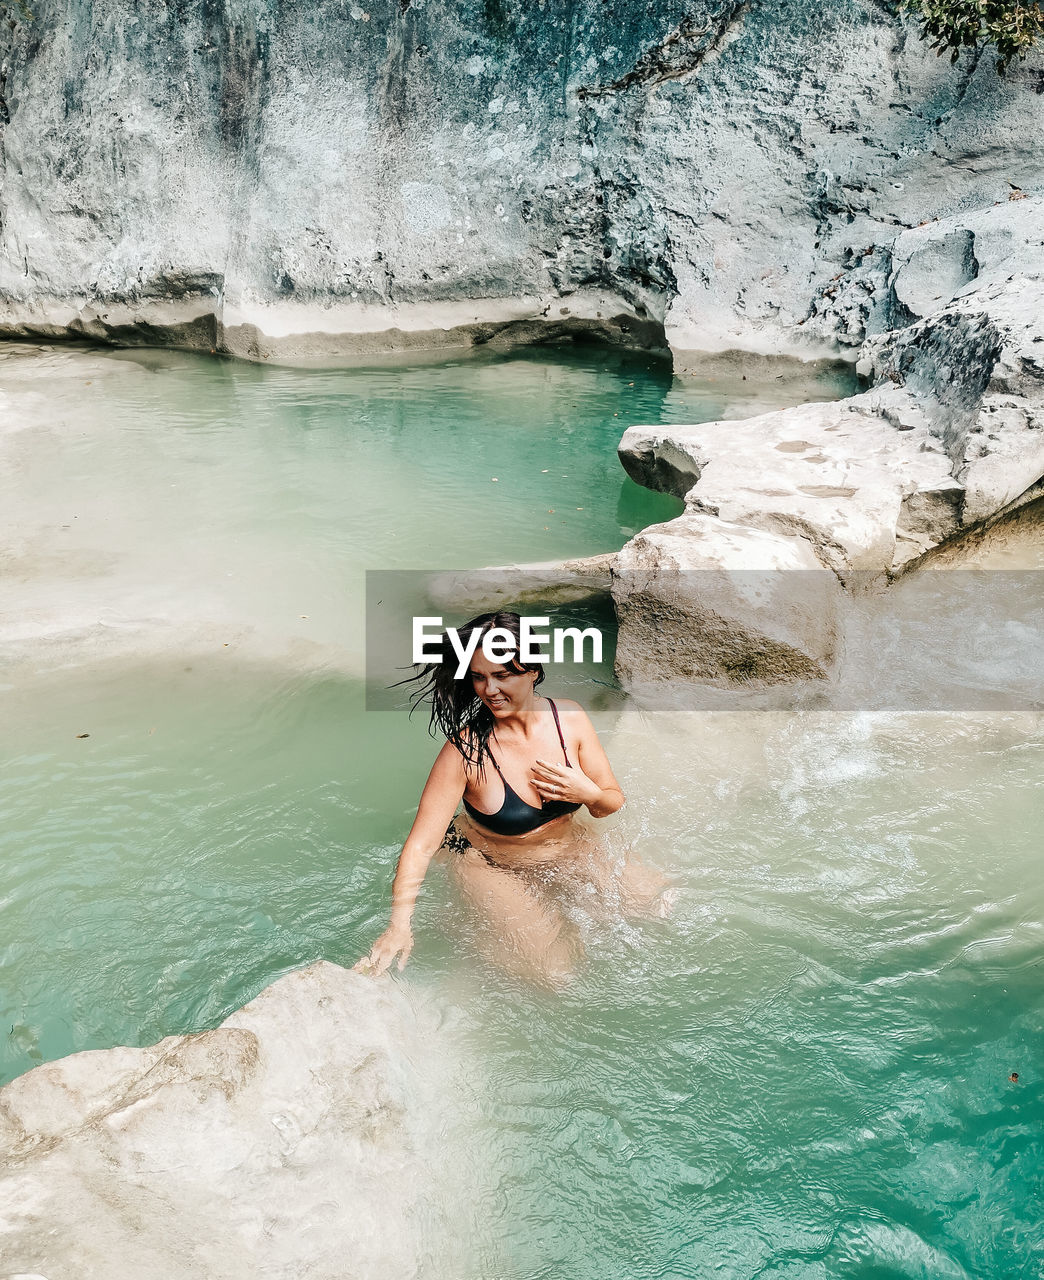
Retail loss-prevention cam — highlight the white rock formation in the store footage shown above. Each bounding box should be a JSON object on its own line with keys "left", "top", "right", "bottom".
{"left": 440, "top": 198, "right": 1043, "bottom": 690}
{"left": 612, "top": 512, "right": 842, "bottom": 687}
{"left": 620, "top": 391, "right": 964, "bottom": 579}
{"left": 613, "top": 198, "right": 1044, "bottom": 686}
{"left": 0, "top": 962, "right": 473, "bottom": 1280}
{"left": 0, "top": 1, "right": 1041, "bottom": 362}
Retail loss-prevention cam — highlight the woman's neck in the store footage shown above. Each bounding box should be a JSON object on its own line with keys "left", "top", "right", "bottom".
{"left": 491, "top": 693, "right": 545, "bottom": 739}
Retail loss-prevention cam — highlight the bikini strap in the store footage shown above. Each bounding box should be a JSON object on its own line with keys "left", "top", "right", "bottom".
{"left": 483, "top": 746, "right": 507, "bottom": 780}
{"left": 547, "top": 699, "right": 571, "bottom": 766}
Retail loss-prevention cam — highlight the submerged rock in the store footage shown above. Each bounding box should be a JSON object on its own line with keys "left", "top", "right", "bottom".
{"left": 427, "top": 554, "right": 615, "bottom": 612}
{"left": 0, "top": 962, "right": 470, "bottom": 1280}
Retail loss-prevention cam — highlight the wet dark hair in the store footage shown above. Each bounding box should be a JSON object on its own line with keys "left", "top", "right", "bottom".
{"left": 397, "top": 610, "right": 545, "bottom": 770}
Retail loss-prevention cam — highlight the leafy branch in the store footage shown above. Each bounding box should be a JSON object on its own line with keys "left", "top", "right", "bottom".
{"left": 898, "top": 0, "right": 1044, "bottom": 72}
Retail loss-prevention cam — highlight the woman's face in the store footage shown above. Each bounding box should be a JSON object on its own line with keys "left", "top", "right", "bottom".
{"left": 468, "top": 647, "right": 538, "bottom": 716}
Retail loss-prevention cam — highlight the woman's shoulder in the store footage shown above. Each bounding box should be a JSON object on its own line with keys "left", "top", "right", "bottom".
{"left": 441, "top": 727, "right": 486, "bottom": 776}
{"left": 433, "top": 738, "right": 469, "bottom": 771}
{"left": 547, "top": 696, "right": 592, "bottom": 726}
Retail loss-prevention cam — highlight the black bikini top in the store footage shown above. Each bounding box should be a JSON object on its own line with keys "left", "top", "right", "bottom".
{"left": 463, "top": 698, "right": 581, "bottom": 837}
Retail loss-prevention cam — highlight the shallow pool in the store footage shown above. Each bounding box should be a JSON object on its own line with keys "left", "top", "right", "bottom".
{"left": 1, "top": 342, "right": 1040, "bottom": 1279}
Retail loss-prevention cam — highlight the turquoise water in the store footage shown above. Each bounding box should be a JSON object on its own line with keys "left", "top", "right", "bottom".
{"left": 2, "top": 343, "right": 1041, "bottom": 1278}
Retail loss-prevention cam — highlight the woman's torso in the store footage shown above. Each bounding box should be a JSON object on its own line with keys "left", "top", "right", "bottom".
{"left": 459, "top": 697, "right": 582, "bottom": 868}
{"left": 456, "top": 809, "right": 584, "bottom": 869}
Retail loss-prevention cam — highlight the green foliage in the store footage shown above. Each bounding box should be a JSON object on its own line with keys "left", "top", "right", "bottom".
{"left": 898, "top": 0, "right": 1044, "bottom": 72}
{"left": 0, "top": 0, "right": 32, "bottom": 22}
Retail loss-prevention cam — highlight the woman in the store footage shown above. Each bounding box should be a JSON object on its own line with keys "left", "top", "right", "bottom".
{"left": 356, "top": 611, "right": 670, "bottom": 987}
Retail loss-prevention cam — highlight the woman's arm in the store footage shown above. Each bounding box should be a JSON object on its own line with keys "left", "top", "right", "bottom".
{"left": 531, "top": 701, "right": 626, "bottom": 818}
{"left": 355, "top": 741, "right": 466, "bottom": 975}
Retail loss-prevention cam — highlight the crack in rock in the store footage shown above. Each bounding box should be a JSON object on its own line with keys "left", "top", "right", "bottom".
{"left": 577, "top": 2, "right": 749, "bottom": 99}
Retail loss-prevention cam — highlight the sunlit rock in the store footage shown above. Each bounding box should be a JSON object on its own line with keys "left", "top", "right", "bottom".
{"left": 616, "top": 198, "right": 1044, "bottom": 685}
{"left": 620, "top": 392, "right": 964, "bottom": 579}
{"left": 612, "top": 511, "right": 841, "bottom": 687}
{"left": 0, "top": 2, "right": 1041, "bottom": 360}
{"left": 0, "top": 962, "right": 469, "bottom": 1280}
{"left": 863, "top": 273, "right": 1044, "bottom": 528}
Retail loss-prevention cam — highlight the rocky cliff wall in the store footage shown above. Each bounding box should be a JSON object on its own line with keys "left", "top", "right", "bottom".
{"left": 0, "top": 0, "right": 1040, "bottom": 361}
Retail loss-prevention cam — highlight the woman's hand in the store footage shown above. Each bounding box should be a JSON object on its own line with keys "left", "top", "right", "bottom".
{"left": 530, "top": 701, "right": 625, "bottom": 819}
{"left": 354, "top": 740, "right": 467, "bottom": 980}
{"left": 531, "top": 758, "right": 602, "bottom": 808}
{"left": 354, "top": 923, "right": 414, "bottom": 977}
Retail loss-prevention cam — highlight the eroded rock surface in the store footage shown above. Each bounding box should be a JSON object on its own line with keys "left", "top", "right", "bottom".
{"left": 613, "top": 198, "right": 1044, "bottom": 686}
{"left": 0, "top": 962, "right": 471, "bottom": 1280}
{"left": 612, "top": 512, "right": 842, "bottom": 687}
{"left": 620, "top": 392, "right": 967, "bottom": 579}
{"left": 0, "top": 1, "right": 1040, "bottom": 360}
{"left": 439, "top": 198, "right": 1043, "bottom": 691}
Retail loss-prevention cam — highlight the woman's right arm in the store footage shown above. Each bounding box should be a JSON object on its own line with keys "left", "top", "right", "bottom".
{"left": 354, "top": 741, "right": 466, "bottom": 976}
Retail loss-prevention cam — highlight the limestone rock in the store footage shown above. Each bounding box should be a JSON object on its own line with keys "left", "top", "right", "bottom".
{"left": 612, "top": 512, "right": 842, "bottom": 687}
{"left": 891, "top": 229, "right": 978, "bottom": 320}
{"left": 614, "top": 195, "right": 1044, "bottom": 689}
{"left": 888, "top": 198, "right": 1044, "bottom": 324}
{"left": 862, "top": 257, "right": 1044, "bottom": 527}
{"left": 620, "top": 392, "right": 963, "bottom": 578}
{"left": 0, "top": 962, "right": 471, "bottom": 1280}
{"left": 1, "top": 2, "right": 1042, "bottom": 360}
{"left": 426, "top": 554, "right": 615, "bottom": 613}
{"left": 622, "top": 200, "right": 1044, "bottom": 581}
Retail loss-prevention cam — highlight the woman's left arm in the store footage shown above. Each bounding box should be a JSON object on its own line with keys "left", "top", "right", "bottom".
{"left": 531, "top": 702, "right": 626, "bottom": 818}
